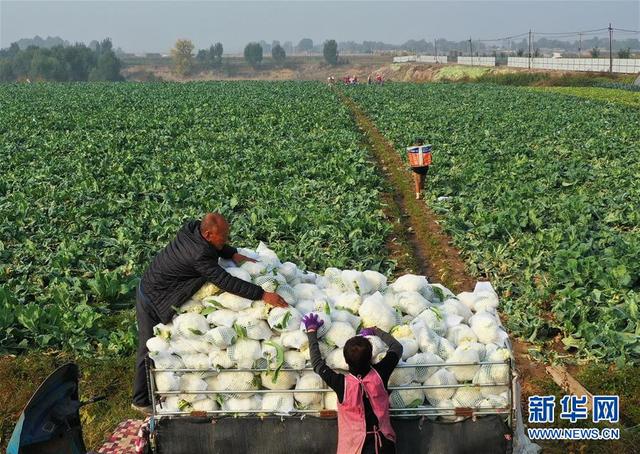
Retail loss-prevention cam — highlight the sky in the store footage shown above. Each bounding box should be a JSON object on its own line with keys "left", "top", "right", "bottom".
{"left": 1, "top": 1, "right": 638, "bottom": 53}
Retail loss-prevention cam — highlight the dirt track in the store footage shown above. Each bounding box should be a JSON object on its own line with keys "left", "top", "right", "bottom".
{"left": 337, "top": 89, "right": 552, "bottom": 417}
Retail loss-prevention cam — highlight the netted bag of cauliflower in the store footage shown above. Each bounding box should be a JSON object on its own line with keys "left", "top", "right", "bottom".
{"left": 204, "top": 326, "right": 237, "bottom": 348}
{"left": 174, "top": 313, "right": 209, "bottom": 338}
{"left": 390, "top": 274, "right": 429, "bottom": 293}
{"left": 452, "top": 385, "right": 483, "bottom": 407}
{"left": 406, "top": 352, "right": 444, "bottom": 382}
{"left": 415, "top": 307, "right": 448, "bottom": 336}
{"left": 394, "top": 291, "right": 430, "bottom": 317}
{"left": 331, "top": 309, "right": 362, "bottom": 330}
{"left": 267, "top": 307, "right": 303, "bottom": 332}
{"left": 222, "top": 395, "right": 263, "bottom": 415}
{"left": 294, "top": 372, "right": 326, "bottom": 408}
{"left": 359, "top": 292, "right": 397, "bottom": 332}
{"left": 324, "top": 321, "right": 356, "bottom": 348}
{"left": 227, "top": 338, "right": 262, "bottom": 368}
{"left": 389, "top": 385, "right": 425, "bottom": 409}
{"left": 206, "top": 371, "right": 259, "bottom": 401}
{"left": 261, "top": 392, "right": 295, "bottom": 415}
{"left": 324, "top": 391, "right": 339, "bottom": 411}
{"left": 446, "top": 344, "right": 481, "bottom": 382}
{"left": 389, "top": 362, "right": 417, "bottom": 386}
{"left": 424, "top": 368, "right": 458, "bottom": 405}
{"left": 326, "top": 348, "right": 349, "bottom": 371}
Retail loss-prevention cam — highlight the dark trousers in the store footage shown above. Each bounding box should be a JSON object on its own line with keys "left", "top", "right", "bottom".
{"left": 362, "top": 433, "right": 396, "bottom": 454}
{"left": 133, "top": 283, "right": 161, "bottom": 406}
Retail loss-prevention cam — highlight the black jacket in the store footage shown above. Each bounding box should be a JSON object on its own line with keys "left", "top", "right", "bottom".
{"left": 141, "top": 220, "right": 264, "bottom": 324}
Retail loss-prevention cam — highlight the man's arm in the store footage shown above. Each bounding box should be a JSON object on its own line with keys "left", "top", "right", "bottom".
{"left": 307, "top": 331, "right": 344, "bottom": 398}
{"left": 372, "top": 327, "right": 402, "bottom": 385}
{"left": 194, "top": 254, "right": 264, "bottom": 301}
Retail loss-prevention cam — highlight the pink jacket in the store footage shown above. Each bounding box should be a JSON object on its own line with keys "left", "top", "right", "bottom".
{"left": 337, "top": 368, "right": 396, "bottom": 454}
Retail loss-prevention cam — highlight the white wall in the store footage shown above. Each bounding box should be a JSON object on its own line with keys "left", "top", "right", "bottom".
{"left": 393, "top": 55, "right": 447, "bottom": 64}
{"left": 457, "top": 56, "right": 496, "bottom": 67}
{"left": 508, "top": 57, "right": 640, "bottom": 74}
{"left": 393, "top": 55, "right": 417, "bottom": 63}
{"left": 416, "top": 55, "right": 448, "bottom": 64}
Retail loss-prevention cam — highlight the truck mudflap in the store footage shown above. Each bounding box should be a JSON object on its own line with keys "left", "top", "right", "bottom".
{"left": 152, "top": 415, "right": 512, "bottom": 454}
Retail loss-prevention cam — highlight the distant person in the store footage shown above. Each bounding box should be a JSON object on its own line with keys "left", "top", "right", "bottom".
{"left": 132, "top": 213, "right": 288, "bottom": 415}
{"left": 367, "top": 74, "right": 372, "bottom": 84}
{"left": 302, "top": 313, "right": 401, "bottom": 454}
{"left": 406, "top": 137, "right": 432, "bottom": 199}
{"left": 376, "top": 74, "right": 383, "bottom": 85}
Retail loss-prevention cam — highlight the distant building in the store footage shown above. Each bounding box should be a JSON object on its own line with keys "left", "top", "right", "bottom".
{"left": 552, "top": 52, "right": 562, "bottom": 59}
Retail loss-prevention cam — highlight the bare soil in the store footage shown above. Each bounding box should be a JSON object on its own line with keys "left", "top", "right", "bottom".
{"left": 122, "top": 55, "right": 626, "bottom": 85}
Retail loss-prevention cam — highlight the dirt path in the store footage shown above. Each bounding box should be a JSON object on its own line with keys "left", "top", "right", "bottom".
{"left": 338, "top": 90, "right": 551, "bottom": 409}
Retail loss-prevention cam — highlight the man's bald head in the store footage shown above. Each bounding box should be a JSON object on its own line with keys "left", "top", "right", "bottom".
{"left": 200, "top": 212, "right": 230, "bottom": 249}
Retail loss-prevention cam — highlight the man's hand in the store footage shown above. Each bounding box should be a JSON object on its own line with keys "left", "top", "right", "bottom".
{"left": 263, "top": 291, "right": 288, "bottom": 308}
{"left": 232, "top": 253, "right": 256, "bottom": 266}
{"left": 302, "top": 313, "right": 324, "bottom": 333}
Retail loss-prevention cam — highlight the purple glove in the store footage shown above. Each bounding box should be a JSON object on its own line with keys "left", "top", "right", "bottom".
{"left": 302, "top": 313, "right": 324, "bottom": 332}
{"left": 359, "top": 327, "right": 376, "bottom": 337}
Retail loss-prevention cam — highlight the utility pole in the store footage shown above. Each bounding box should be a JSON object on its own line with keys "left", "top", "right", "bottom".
{"left": 609, "top": 23, "right": 613, "bottom": 73}
{"left": 578, "top": 32, "right": 582, "bottom": 57}
{"left": 469, "top": 37, "right": 473, "bottom": 65}
{"left": 528, "top": 29, "right": 532, "bottom": 69}
{"left": 434, "top": 38, "right": 438, "bottom": 61}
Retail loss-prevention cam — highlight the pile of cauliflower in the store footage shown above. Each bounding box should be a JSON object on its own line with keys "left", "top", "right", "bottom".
{"left": 149, "top": 242, "right": 512, "bottom": 420}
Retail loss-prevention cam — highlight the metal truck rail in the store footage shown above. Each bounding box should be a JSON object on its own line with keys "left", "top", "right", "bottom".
{"left": 148, "top": 357, "right": 517, "bottom": 427}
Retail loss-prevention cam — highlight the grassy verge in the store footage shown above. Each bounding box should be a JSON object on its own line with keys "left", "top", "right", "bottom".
{"left": 432, "top": 66, "right": 634, "bottom": 87}
{"left": 0, "top": 353, "right": 138, "bottom": 451}
{"left": 530, "top": 86, "right": 640, "bottom": 108}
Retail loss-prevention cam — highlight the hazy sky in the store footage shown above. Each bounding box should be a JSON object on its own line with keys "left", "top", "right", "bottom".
{"left": 1, "top": 1, "right": 638, "bottom": 53}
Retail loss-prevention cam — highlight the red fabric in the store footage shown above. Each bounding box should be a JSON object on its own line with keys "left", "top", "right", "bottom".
{"left": 337, "top": 369, "right": 396, "bottom": 454}
{"left": 96, "top": 418, "right": 149, "bottom": 454}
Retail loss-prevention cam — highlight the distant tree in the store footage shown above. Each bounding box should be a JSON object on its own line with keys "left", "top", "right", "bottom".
{"left": 244, "top": 42, "right": 263, "bottom": 68}
{"left": 0, "top": 60, "right": 14, "bottom": 81}
{"left": 89, "top": 50, "right": 123, "bottom": 81}
{"left": 272, "top": 43, "right": 286, "bottom": 64}
{"left": 296, "top": 38, "right": 313, "bottom": 54}
{"left": 533, "top": 48, "right": 541, "bottom": 58}
{"left": 323, "top": 40, "right": 338, "bottom": 65}
{"left": 29, "top": 50, "right": 68, "bottom": 81}
{"left": 7, "top": 43, "right": 20, "bottom": 57}
{"left": 617, "top": 47, "right": 631, "bottom": 59}
{"left": 516, "top": 49, "right": 525, "bottom": 57}
{"left": 196, "top": 49, "right": 208, "bottom": 62}
{"left": 212, "top": 42, "right": 223, "bottom": 64}
{"left": 171, "top": 39, "right": 195, "bottom": 76}
{"left": 0, "top": 37, "right": 121, "bottom": 82}
{"left": 64, "top": 44, "right": 96, "bottom": 81}
{"left": 590, "top": 47, "right": 601, "bottom": 58}
{"left": 283, "top": 41, "right": 294, "bottom": 54}
{"left": 97, "top": 38, "right": 113, "bottom": 55}
{"left": 88, "top": 40, "right": 99, "bottom": 51}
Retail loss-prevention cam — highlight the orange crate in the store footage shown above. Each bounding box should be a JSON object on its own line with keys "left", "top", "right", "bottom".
{"left": 406, "top": 145, "right": 432, "bottom": 167}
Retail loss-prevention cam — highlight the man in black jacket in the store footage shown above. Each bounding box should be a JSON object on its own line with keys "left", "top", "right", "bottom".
{"left": 132, "top": 212, "right": 288, "bottom": 414}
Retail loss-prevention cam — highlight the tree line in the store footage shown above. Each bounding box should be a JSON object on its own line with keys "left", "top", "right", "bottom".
{"left": 0, "top": 38, "right": 123, "bottom": 82}
{"left": 171, "top": 39, "right": 340, "bottom": 76}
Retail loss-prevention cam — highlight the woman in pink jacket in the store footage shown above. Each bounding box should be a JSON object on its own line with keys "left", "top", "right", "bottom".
{"left": 303, "top": 314, "right": 403, "bottom": 454}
